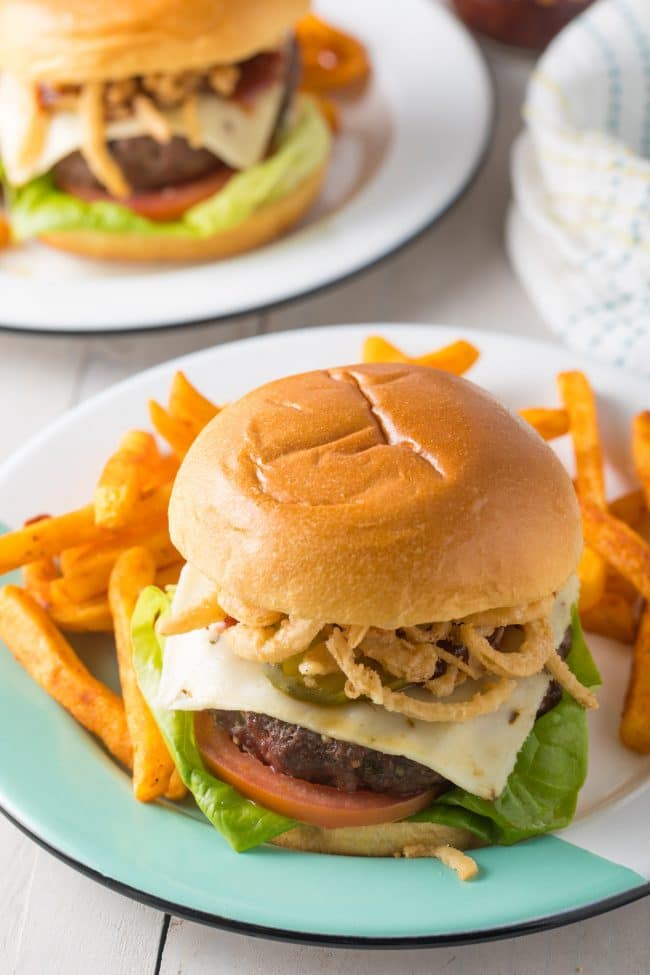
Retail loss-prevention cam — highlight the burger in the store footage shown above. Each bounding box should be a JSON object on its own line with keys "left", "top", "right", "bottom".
{"left": 132, "top": 363, "right": 600, "bottom": 864}
{"left": 0, "top": 0, "right": 330, "bottom": 261}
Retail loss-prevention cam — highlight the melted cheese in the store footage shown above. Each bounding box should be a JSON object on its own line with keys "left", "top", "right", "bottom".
{"left": 154, "top": 566, "right": 579, "bottom": 800}
{"left": 0, "top": 72, "right": 285, "bottom": 186}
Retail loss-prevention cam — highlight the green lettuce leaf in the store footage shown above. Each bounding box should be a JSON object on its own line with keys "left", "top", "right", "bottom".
{"left": 7, "top": 96, "right": 331, "bottom": 242}
{"left": 131, "top": 586, "right": 295, "bottom": 852}
{"left": 410, "top": 609, "right": 601, "bottom": 844}
{"left": 133, "top": 591, "right": 599, "bottom": 852}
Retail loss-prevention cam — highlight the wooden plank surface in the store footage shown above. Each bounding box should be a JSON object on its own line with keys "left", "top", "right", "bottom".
{"left": 0, "top": 36, "right": 647, "bottom": 975}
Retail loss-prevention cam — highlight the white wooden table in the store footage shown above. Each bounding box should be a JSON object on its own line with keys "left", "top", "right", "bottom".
{"left": 1, "top": 43, "right": 648, "bottom": 975}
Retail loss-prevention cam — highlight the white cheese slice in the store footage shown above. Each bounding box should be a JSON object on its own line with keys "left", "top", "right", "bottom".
{"left": 0, "top": 71, "right": 285, "bottom": 186}
{"left": 159, "top": 579, "right": 560, "bottom": 801}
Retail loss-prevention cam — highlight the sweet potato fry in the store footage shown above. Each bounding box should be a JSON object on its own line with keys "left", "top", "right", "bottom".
{"left": 60, "top": 516, "right": 172, "bottom": 576}
{"left": 0, "top": 214, "right": 10, "bottom": 249}
{"left": 149, "top": 400, "right": 197, "bottom": 458}
{"left": 56, "top": 527, "right": 178, "bottom": 603}
{"left": 581, "top": 591, "right": 638, "bottom": 645}
{"left": 0, "top": 585, "right": 132, "bottom": 767}
{"left": 519, "top": 408, "right": 570, "bottom": 441}
{"left": 633, "top": 411, "right": 650, "bottom": 510}
{"left": 109, "top": 548, "right": 176, "bottom": 801}
{"left": 155, "top": 562, "right": 184, "bottom": 588}
{"left": 578, "top": 546, "right": 607, "bottom": 613}
{"left": 22, "top": 557, "right": 59, "bottom": 607}
{"left": 94, "top": 430, "right": 160, "bottom": 528}
{"left": 414, "top": 340, "right": 480, "bottom": 375}
{"left": 0, "top": 483, "right": 172, "bottom": 576}
{"left": 361, "top": 336, "right": 479, "bottom": 375}
{"left": 609, "top": 489, "right": 646, "bottom": 531}
{"left": 361, "top": 335, "right": 408, "bottom": 364}
{"left": 621, "top": 605, "right": 650, "bottom": 752}
{"left": 168, "top": 372, "right": 219, "bottom": 430}
{"left": 140, "top": 454, "right": 179, "bottom": 493}
{"left": 49, "top": 594, "right": 114, "bottom": 633}
{"left": 557, "top": 371, "right": 606, "bottom": 507}
{"left": 581, "top": 500, "right": 650, "bottom": 601}
{"left": 164, "top": 767, "right": 188, "bottom": 801}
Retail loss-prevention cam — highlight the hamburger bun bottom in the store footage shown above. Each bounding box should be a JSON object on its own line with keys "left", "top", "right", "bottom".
{"left": 270, "top": 821, "right": 481, "bottom": 857}
{"left": 40, "top": 162, "right": 327, "bottom": 262}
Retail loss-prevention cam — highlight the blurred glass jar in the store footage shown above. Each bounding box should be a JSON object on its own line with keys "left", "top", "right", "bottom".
{"left": 452, "top": 0, "right": 595, "bottom": 51}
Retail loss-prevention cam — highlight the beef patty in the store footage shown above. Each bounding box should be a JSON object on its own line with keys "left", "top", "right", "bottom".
{"left": 213, "top": 626, "right": 573, "bottom": 797}
{"left": 54, "top": 137, "right": 224, "bottom": 194}
{"left": 52, "top": 41, "right": 301, "bottom": 197}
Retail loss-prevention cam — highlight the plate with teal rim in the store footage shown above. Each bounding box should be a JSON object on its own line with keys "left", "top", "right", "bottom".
{"left": 0, "top": 324, "right": 649, "bottom": 946}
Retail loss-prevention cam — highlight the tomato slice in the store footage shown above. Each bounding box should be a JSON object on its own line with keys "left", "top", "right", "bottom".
{"left": 57, "top": 168, "right": 233, "bottom": 222}
{"left": 194, "top": 712, "right": 436, "bottom": 829}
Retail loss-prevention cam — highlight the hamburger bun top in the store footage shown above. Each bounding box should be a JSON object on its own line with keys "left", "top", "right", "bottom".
{"left": 170, "top": 363, "right": 582, "bottom": 627}
{"left": 0, "top": 0, "right": 309, "bottom": 83}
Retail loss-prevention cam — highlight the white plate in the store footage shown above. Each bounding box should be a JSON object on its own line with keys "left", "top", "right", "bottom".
{"left": 0, "top": 1, "right": 493, "bottom": 334}
{"left": 0, "top": 324, "right": 649, "bottom": 941}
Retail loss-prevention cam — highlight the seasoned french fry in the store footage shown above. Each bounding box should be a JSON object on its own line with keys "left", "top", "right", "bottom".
{"left": 519, "top": 408, "right": 569, "bottom": 441}
{"left": 49, "top": 594, "right": 114, "bottom": 633}
{"left": 578, "top": 546, "right": 607, "bottom": 613}
{"left": 155, "top": 562, "right": 184, "bottom": 589}
{"left": 22, "top": 557, "right": 59, "bottom": 607}
{"left": 361, "top": 336, "right": 479, "bottom": 375}
{"left": 557, "top": 371, "right": 606, "bottom": 507}
{"left": 109, "top": 548, "right": 176, "bottom": 801}
{"left": 168, "top": 372, "right": 219, "bottom": 429}
{"left": 361, "top": 336, "right": 408, "bottom": 364}
{"left": 581, "top": 500, "right": 650, "bottom": 601}
{"left": 621, "top": 605, "right": 650, "bottom": 752}
{"left": 94, "top": 430, "right": 160, "bottom": 528}
{"left": 0, "top": 214, "right": 10, "bottom": 249}
{"left": 56, "top": 528, "right": 178, "bottom": 603}
{"left": 0, "top": 483, "right": 172, "bottom": 576}
{"left": 607, "top": 566, "right": 641, "bottom": 604}
{"left": 297, "top": 13, "right": 371, "bottom": 92}
{"left": 149, "top": 400, "right": 197, "bottom": 458}
{"left": 414, "top": 340, "right": 479, "bottom": 375}
{"left": 610, "top": 489, "right": 646, "bottom": 531}
{"left": 141, "top": 454, "right": 179, "bottom": 492}
{"left": 582, "top": 591, "right": 638, "bottom": 645}
{"left": 0, "top": 585, "right": 132, "bottom": 767}
{"left": 164, "top": 767, "right": 187, "bottom": 801}
{"left": 633, "top": 411, "right": 650, "bottom": 510}
{"left": 60, "top": 517, "right": 172, "bottom": 577}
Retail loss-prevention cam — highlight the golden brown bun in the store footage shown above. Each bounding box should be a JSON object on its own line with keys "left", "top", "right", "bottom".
{"left": 40, "top": 163, "right": 325, "bottom": 262}
{"left": 0, "top": 0, "right": 309, "bottom": 83}
{"left": 271, "top": 821, "right": 481, "bottom": 857}
{"left": 170, "top": 363, "right": 582, "bottom": 627}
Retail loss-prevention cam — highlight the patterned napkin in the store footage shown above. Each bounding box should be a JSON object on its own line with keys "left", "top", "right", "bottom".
{"left": 507, "top": 0, "right": 650, "bottom": 375}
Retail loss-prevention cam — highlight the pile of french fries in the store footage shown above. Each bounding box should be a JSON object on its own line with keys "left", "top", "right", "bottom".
{"left": 0, "top": 372, "right": 220, "bottom": 802}
{"left": 0, "top": 336, "right": 649, "bottom": 814}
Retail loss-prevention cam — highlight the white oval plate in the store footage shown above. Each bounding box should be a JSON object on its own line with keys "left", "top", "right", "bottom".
{"left": 0, "top": 325, "right": 648, "bottom": 945}
{"left": 0, "top": 1, "right": 493, "bottom": 334}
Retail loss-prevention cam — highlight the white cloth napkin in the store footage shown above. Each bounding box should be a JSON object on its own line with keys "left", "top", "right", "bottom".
{"left": 507, "top": 0, "right": 650, "bottom": 375}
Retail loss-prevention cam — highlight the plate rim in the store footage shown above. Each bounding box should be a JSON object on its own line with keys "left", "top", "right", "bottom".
{"left": 0, "top": 6, "right": 496, "bottom": 337}
{"left": 2, "top": 805, "right": 648, "bottom": 949}
{"left": 2, "top": 322, "right": 649, "bottom": 946}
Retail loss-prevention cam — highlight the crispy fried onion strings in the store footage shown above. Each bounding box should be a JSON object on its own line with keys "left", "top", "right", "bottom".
{"left": 360, "top": 629, "right": 442, "bottom": 683}
{"left": 461, "top": 596, "right": 555, "bottom": 630}
{"left": 79, "top": 82, "right": 130, "bottom": 198}
{"left": 225, "top": 618, "right": 324, "bottom": 664}
{"left": 399, "top": 844, "right": 479, "bottom": 881}
{"left": 217, "top": 590, "right": 283, "bottom": 628}
{"left": 460, "top": 619, "right": 555, "bottom": 678}
{"left": 545, "top": 651, "right": 598, "bottom": 709}
{"left": 326, "top": 627, "right": 515, "bottom": 722}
